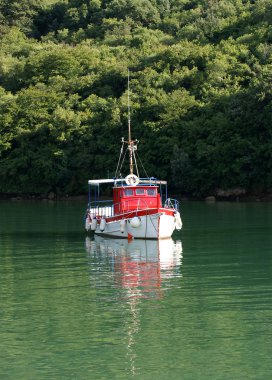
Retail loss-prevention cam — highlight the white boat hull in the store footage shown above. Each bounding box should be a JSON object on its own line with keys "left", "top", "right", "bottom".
{"left": 86, "top": 212, "right": 178, "bottom": 239}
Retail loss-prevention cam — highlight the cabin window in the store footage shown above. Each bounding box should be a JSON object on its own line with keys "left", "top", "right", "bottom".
{"left": 124, "top": 189, "right": 133, "bottom": 196}
{"left": 147, "top": 188, "right": 156, "bottom": 196}
{"left": 136, "top": 188, "right": 145, "bottom": 195}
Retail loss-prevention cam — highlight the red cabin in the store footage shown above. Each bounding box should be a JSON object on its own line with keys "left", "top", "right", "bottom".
{"left": 113, "top": 186, "right": 162, "bottom": 215}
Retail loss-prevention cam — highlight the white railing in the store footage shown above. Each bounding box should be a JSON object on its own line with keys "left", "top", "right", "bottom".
{"left": 89, "top": 205, "right": 114, "bottom": 218}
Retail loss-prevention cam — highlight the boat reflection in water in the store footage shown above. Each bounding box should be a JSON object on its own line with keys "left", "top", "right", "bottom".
{"left": 85, "top": 236, "right": 183, "bottom": 300}
{"left": 85, "top": 236, "right": 183, "bottom": 375}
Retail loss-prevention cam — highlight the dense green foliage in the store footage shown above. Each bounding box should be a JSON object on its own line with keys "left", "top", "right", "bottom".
{"left": 0, "top": 0, "right": 271, "bottom": 196}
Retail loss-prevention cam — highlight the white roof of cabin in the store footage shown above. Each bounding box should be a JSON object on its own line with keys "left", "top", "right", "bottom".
{"left": 88, "top": 178, "right": 167, "bottom": 186}
{"left": 88, "top": 179, "right": 121, "bottom": 185}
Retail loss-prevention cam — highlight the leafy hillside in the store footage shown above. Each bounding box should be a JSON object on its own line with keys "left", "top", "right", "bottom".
{"left": 0, "top": 0, "right": 271, "bottom": 196}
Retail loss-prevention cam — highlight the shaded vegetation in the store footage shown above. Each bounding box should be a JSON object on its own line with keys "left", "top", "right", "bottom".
{"left": 0, "top": 0, "right": 272, "bottom": 196}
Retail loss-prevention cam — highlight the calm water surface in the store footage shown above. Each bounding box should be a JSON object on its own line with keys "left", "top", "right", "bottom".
{"left": 0, "top": 200, "right": 272, "bottom": 379}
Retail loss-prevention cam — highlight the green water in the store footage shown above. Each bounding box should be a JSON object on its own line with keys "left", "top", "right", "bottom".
{"left": 0, "top": 201, "right": 272, "bottom": 380}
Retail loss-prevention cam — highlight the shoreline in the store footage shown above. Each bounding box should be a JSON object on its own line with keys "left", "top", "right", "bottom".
{"left": 1, "top": 192, "right": 272, "bottom": 202}
{"left": 0, "top": 193, "right": 87, "bottom": 202}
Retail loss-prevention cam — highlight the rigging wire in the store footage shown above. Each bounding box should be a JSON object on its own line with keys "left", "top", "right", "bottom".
{"left": 117, "top": 146, "right": 128, "bottom": 178}
{"left": 135, "top": 151, "right": 149, "bottom": 178}
{"left": 132, "top": 145, "right": 139, "bottom": 178}
{"left": 115, "top": 138, "right": 125, "bottom": 178}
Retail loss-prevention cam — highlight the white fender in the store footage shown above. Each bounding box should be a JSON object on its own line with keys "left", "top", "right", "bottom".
{"left": 130, "top": 216, "right": 141, "bottom": 228}
{"left": 174, "top": 212, "right": 182, "bottom": 230}
{"left": 120, "top": 219, "right": 126, "bottom": 233}
{"left": 85, "top": 217, "right": 91, "bottom": 231}
{"left": 100, "top": 218, "right": 106, "bottom": 232}
{"left": 91, "top": 218, "right": 97, "bottom": 231}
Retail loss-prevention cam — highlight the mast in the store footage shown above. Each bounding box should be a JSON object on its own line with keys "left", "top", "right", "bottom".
{"left": 128, "top": 69, "right": 131, "bottom": 143}
{"left": 115, "top": 70, "right": 139, "bottom": 180}
{"left": 128, "top": 69, "right": 134, "bottom": 175}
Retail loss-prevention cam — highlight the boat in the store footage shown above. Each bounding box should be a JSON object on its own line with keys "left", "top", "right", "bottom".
{"left": 84, "top": 72, "right": 182, "bottom": 239}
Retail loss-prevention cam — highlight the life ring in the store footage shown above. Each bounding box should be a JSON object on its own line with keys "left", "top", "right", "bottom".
{"left": 125, "top": 174, "right": 140, "bottom": 186}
